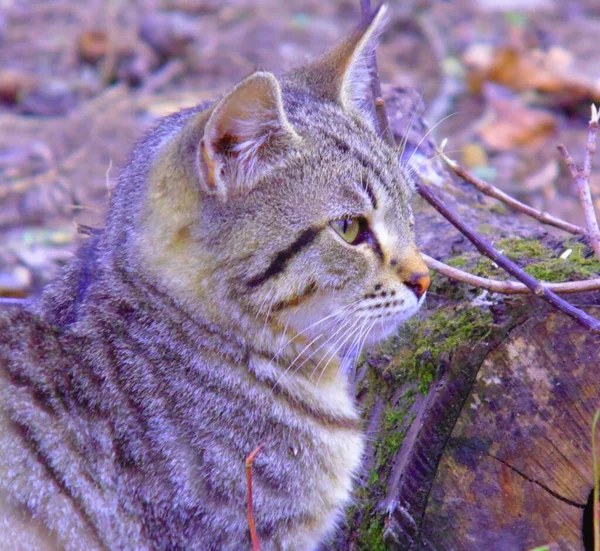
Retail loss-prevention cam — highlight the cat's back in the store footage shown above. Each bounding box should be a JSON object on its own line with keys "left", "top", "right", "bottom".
{"left": 0, "top": 308, "right": 91, "bottom": 550}
{"left": 0, "top": 306, "right": 145, "bottom": 551}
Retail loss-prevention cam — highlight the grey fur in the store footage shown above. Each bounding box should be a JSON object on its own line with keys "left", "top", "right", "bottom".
{"left": 0, "top": 8, "right": 428, "bottom": 550}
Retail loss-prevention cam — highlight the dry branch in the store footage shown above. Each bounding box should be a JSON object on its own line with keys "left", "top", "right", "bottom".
{"left": 416, "top": 182, "right": 600, "bottom": 331}
{"left": 438, "top": 148, "right": 587, "bottom": 236}
{"left": 557, "top": 104, "right": 600, "bottom": 261}
{"left": 0, "top": 145, "right": 87, "bottom": 201}
{"left": 246, "top": 444, "right": 264, "bottom": 551}
{"left": 141, "top": 59, "right": 186, "bottom": 95}
{"left": 424, "top": 254, "right": 600, "bottom": 295}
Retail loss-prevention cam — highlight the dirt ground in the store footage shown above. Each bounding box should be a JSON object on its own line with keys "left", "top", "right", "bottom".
{"left": 1, "top": 0, "right": 600, "bottom": 298}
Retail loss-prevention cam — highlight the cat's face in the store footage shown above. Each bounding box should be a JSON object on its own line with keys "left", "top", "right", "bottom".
{"left": 137, "top": 6, "right": 429, "bottom": 368}
{"left": 203, "top": 100, "right": 428, "bottom": 355}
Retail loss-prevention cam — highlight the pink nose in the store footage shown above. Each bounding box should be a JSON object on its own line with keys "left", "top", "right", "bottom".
{"left": 403, "top": 272, "right": 430, "bottom": 299}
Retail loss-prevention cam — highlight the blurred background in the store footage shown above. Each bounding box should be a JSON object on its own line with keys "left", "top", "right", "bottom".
{"left": 1, "top": 0, "right": 599, "bottom": 298}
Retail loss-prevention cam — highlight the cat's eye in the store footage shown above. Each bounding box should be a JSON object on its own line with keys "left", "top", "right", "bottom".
{"left": 331, "top": 218, "right": 363, "bottom": 244}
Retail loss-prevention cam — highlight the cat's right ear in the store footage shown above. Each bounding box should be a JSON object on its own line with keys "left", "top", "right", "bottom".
{"left": 196, "top": 71, "right": 301, "bottom": 200}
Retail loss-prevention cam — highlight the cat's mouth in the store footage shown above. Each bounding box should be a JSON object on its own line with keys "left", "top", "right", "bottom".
{"left": 275, "top": 288, "right": 425, "bottom": 374}
{"left": 362, "top": 296, "right": 424, "bottom": 345}
{"left": 354, "top": 287, "right": 426, "bottom": 346}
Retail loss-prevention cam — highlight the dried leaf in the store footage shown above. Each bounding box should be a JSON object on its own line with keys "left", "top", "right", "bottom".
{"left": 477, "top": 96, "right": 556, "bottom": 151}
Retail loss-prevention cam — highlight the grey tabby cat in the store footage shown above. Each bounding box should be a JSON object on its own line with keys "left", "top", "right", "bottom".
{"left": 0, "top": 5, "right": 430, "bottom": 550}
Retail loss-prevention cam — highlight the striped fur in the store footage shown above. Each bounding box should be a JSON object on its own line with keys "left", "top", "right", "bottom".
{"left": 0, "top": 7, "right": 429, "bottom": 550}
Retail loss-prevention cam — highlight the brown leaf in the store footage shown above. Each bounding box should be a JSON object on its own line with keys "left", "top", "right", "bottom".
{"left": 464, "top": 43, "right": 600, "bottom": 101}
{"left": 476, "top": 95, "right": 556, "bottom": 152}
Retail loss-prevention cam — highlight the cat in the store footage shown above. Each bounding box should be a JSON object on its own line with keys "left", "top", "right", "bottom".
{"left": 0, "top": 5, "right": 430, "bottom": 550}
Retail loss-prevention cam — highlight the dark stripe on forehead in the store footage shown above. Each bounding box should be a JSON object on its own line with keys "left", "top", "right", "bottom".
{"left": 247, "top": 227, "right": 320, "bottom": 288}
{"left": 361, "top": 174, "right": 377, "bottom": 210}
{"left": 318, "top": 129, "right": 394, "bottom": 197}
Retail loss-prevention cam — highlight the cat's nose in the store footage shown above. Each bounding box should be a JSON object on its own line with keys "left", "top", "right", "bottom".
{"left": 393, "top": 248, "right": 430, "bottom": 299}
{"left": 403, "top": 272, "right": 430, "bottom": 299}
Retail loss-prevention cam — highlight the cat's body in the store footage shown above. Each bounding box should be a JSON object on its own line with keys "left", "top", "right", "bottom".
{"left": 0, "top": 7, "right": 429, "bottom": 550}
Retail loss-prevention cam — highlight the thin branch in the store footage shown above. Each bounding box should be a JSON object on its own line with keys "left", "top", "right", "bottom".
{"left": 417, "top": 182, "right": 600, "bottom": 332}
{"left": 360, "top": 0, "right": 395, "bottom": 146}
{"left": 246, "top": 444, "right": 264, "bottom": 551}
{"left": 0, "top": 145, "right": 87, "bottom": 200}
{"left": 424, "top": 254, "right": 600, "bottom": 295}
{"left": 557, "top": 104, "right": 600, "bottom": 261}
{"left": 140, "top": 59, "right": 185, "bottom": 95}
{"left": 438, "top": 149, "right": 587, "bottom": 236}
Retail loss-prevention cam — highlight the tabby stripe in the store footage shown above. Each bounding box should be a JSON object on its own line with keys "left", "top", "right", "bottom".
{"left": 318, "top": 130, "right": 394, "bottom": 195}
{"left": 268, "top": 380, "right": 362, "bottom": 431}
{"left": 271, "top": 281, "right": 318, "bottom": 312}
{"left": 247, "top": 227, "right": 320, "bottom": 288}
{"left": 10, "top": 419, "right": 109, "bottom": 550}
{"left": 362, "top": 176, "right": 378, "bottom": 210}
{"left": 245, "top": 351, "right": 362, "bottom": 432}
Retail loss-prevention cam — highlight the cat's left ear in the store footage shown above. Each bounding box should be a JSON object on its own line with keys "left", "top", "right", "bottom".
{"left": 198, "top": 71, "right": 301, "bottom": 199}
{"left": 294, "top": 4, "right": 388, "bottom": 121}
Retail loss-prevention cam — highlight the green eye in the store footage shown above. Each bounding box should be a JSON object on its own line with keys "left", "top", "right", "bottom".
{"left": 331, "top": 218, "right": 361, "bottom": 244}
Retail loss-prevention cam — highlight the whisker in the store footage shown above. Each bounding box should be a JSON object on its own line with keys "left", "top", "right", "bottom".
{"left": 271, "top": 312, "right": 357, "bottom": 392}
{"left": 401, "top": 112, "right": 463, "bottom": 173}
{"left": 254, "top": 288, "right": 275, "bottom": 323}
{"left": 398, "top": 90, "right": 424, "bottom": 162}
{"left": 272, "top": 297, "right": 363, "bottom": 361}
{"left": 403, "top": 149, "right": 464, "bottom": 181}
{"left": 296, "top": 316, "right": 357, "bottom": 381}
{"left": 260, "top": 291, "right": 279, "bottom": 339}
{"left": 352, "top": 318, "right": 378, "bottom": 376}
{"left": 312, "top": 320, "right": 366, "bottom": 384}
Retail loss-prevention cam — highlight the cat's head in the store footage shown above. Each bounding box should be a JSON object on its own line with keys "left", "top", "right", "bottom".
{"left": 133, "top": 5, "right": 429, "bottom": 363}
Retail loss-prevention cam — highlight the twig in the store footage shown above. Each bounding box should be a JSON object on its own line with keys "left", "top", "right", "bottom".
{"left": 417, "top": 182, "right": 600, "bottom": 331}
{"left": 360, "top": 0, "right": 600, "bottom": 333}
{"left": 557, "top": 104, "right": 600, "bottom": 261}
{"left": 246, "top": 444, "right": 264, "bottom": 551}
{"left": 140, "top": 59, "right": 186, "bottom": 95}
{"left": 424, "top": 254, "right": 600, "bottom": 294}
{"left": 0, "top": 146, "right": 87, "bottom": 200}
{"left": 438, "top": 148, "right": 587, "bottom": 236}
{"left": 360, "top": 1, "right": 395, "bottom": 146}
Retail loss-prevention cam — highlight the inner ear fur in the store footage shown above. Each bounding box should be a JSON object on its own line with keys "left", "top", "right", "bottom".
{"left": 197, "top": 71, "right": 301, "bottom": 199}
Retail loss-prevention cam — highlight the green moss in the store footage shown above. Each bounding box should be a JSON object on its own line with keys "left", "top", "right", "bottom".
{"left": 525, "top": 242, "right": 600, "bottom": 281}
{"left": 432, "top": 238, "right": 598, "bottom": 292}
{"left": 356, "top": 518, "right": 386, "bottom": 551}
{"left": 472, "top": 257, "right": 500, "bottom": 278}
{"left": 497, "top": 238, "right": 548, "bottom": 260}
{"left": 392, "top": 306, "right": 493, "bottom": 394}
{"left": 446, "top": 256, "right": 469, "bottom": 268}
{"left": 525, "top": 260, "right": 573, "bottom": 282}
{"left": 368, "top": 470, "right": 379, "bottom": 485}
